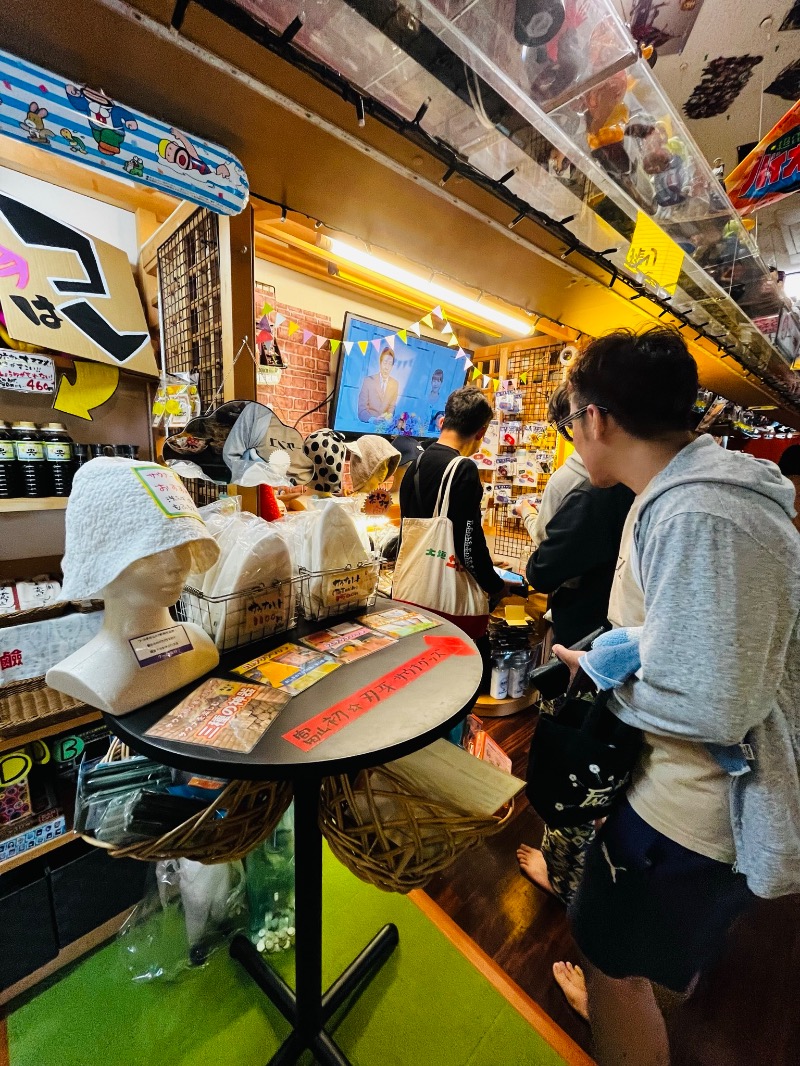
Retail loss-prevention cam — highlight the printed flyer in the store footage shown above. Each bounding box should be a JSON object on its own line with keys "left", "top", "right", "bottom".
{"left": 301, "top": 622, "right": 396, "bottom": 664}
{"left": 359, "top": 607, "right": 441, "bottom": 639}
{"left": 146, "top": 678, "right": 290, "bottom": 753}
{"left": 233, "top": 642, "right": 341, "bottom": 695}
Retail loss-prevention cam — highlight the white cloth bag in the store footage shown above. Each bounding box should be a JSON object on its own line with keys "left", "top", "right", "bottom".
{"left": 393, "top": 456, "right": 489, "bottom": 618}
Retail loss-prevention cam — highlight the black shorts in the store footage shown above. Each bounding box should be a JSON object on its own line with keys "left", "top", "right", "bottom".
{"left": 569, "top": 799, "right": 754, "bottom": 992}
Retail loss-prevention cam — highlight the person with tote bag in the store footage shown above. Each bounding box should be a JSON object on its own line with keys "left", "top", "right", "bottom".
{"left": 395, "top": 387, "right": 513, "bottom": 641}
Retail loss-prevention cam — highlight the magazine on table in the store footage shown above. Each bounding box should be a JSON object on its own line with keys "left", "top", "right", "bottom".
{"left": 358, "top": 607, "right": 441, "bottom": 639}
{"left": 145, "top": 678, "right": 290, "bottom": 753}
{"left": 301, "top": 621, "right": 396, "bottom": 664}
{"left": 233, "top": 642, "right": 341, "bottom": 695}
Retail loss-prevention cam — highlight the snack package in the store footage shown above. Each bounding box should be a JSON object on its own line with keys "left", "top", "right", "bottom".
{"left": 493, "top": 482, "right": 513, "bottom": 506}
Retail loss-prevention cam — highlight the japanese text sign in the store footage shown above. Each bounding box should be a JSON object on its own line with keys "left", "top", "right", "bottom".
{"left": 624, "top": 212, "right": 685, "bottom": 296}
{"left": 0, "top": 192, "right": 157, "bottom": 376}
{"left": 0, "top": 349, "right": 55, "bottom": 394}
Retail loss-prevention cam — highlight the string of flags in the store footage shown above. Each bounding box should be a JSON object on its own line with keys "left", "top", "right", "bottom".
{"left": 255, "top": 302, "right": 474, "bottom": 368}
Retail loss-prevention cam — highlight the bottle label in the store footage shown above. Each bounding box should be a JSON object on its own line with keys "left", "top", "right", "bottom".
{"left": 14, "top": 441, "right": 45, "bottom": 460}
{"left": 45, "top": 442, "right": 72, "bottom": 460}
{"left": 0, "top": 442, "right": 15, "bottom": 460}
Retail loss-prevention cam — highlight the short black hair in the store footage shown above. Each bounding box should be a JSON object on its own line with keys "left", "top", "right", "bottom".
{"left": 442, "top": 387, "right": 493, "bottom": 437}
{"left": 568, "top": 327, "right": 698, "bottom": 439}
{"left": 547, "top": 383, "right": 570, "bottom": 424}
{"left": 779, "top": 444, "right": 800, "bottom": 476}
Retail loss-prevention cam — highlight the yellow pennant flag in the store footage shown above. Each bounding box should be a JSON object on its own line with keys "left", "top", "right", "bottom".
{"left": 398, "top": 329, "right": 408, "bottom": 343}
{"left": 287, "top": 321, "right": 300, "bottom": 337}
{"left": 471, "top": 366, "right": 481, "bottom": 380}
{"left": 358, "top": 340, "right": 368, "bottom": 355}
{"left": 447, "top": 334, "right": 459, "bottom": 347}
{"left": 519, "top": 372, "right": 528, "bottom": 385}
{"left": 261, "top": 302, "right": 273, "bottom": 316}
{"left": 330, "top": 339, "right": 341, "bottom": 354}
{"left": 421, "top": 313, "right": 434, "bottom": 328}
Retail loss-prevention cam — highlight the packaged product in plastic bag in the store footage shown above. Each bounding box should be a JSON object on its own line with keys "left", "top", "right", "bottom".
{"left": 245, "top": 804, "right": 295, "bottom": 955}
{"left": 119, "top": 856, "right": 248, "bottom": 980}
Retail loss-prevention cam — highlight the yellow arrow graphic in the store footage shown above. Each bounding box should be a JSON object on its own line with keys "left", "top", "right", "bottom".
{"left": 53, "top": 360, "right": 120, "bottom": 421}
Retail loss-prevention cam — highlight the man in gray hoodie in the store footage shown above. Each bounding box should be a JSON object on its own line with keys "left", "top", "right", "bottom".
{"left": 551, "top": 327, "right": 800, "bottom": 1066}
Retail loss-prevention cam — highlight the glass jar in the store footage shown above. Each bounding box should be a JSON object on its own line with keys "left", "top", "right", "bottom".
{"left": 244, "top": 804, "right": 295, "bottom": 954}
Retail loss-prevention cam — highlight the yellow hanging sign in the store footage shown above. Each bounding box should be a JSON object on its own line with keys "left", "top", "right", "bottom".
{"left": 53, "top": 359, "right": 120, "bottom": 421}
{"left": 624, "top": 212, "right": 684, "bottom": 295}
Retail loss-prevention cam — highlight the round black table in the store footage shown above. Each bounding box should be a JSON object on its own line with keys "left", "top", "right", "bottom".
{"left": 105, "top": 600, "right": 483, "bottom": 1066}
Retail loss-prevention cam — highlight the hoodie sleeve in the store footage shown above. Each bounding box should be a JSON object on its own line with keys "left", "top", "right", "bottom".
{"left": 612, "top": 511, "right": 784, "bottom": 745}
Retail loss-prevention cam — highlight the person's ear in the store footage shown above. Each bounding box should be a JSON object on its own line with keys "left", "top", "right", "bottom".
{"left": 586, "top": 404, "right": 608, "bottom": 441}
{"left": 475, "top": 425, "right": 488, "bottom": 443}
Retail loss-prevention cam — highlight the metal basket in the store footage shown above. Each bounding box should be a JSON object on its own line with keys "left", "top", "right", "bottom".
{"left": 297, "top": 561, "right": 381, "bottom": 622}
{"left": 175, "top": 578, "right": 298, "bottom": 653}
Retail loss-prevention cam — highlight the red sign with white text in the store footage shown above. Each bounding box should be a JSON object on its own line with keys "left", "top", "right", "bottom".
{"left": 282, "top": 635, "right": 475, "bottom": 752}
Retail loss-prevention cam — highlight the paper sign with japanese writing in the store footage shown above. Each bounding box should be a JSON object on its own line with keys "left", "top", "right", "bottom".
{"left": 0, "top": 349, "right": 55, "bottom": 394}
{"left": 0, "top": 192, "right": 157, "bottom": 376}
{"left": 624, "top": 212, "right": 685, "bottom": 295}
{"left": 132, "top": 465, "right": 200, "bottom": 519}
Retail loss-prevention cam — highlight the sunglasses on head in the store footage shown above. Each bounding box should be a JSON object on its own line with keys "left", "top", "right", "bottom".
{"left": 553, "top": 404, "right": 609, "bottom": 442}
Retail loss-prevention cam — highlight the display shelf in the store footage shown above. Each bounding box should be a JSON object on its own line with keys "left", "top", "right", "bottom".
{"left": 0, "top": 829, "right": 78, "bottom": 877}
{"left": 0, "top": 709, "right": 102, "bottom": 754}
{"left": 475, "top": 691, "right": 536, "bottom": 719}
{"left": 0, "top": 497, "right": 68, "bottom": 512}
{"left": 0, "top": 906, "right": 133, "bottom": 1008}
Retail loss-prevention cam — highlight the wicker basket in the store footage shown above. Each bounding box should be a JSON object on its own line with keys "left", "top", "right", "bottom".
{"left": 0, "top": 676, "right": 91, "bottom": 743}
{"left": 0, "top": 599, "right": 103, "bottom": 630}
{"left": 319, "top": 766, "right": 514, "bottom": 893}
{"left": 82, "top": 740, "right": 293, "bottom": 864}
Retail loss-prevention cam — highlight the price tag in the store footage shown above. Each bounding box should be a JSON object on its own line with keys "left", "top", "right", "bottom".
{"left": 130, "top": 625, "right": 193, "bottom": 668}
{"left": 0, "top": 349, "right": 56, "bottom": 394}
{"left": 131, "top": 465, "right": 200, "bottom": 520}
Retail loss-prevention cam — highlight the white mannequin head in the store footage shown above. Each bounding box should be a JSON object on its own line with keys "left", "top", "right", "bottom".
{"left": 102, "top": 544, "right": 194, "bottom": 611}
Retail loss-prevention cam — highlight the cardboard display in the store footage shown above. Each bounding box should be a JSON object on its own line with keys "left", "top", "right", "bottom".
{"left": 0, "top": 192, "right": 157, "bottom": 376}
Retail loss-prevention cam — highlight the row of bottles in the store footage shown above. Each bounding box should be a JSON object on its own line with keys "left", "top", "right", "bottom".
{"left": 0, "top": 423, "right": 140, "bottom": 499}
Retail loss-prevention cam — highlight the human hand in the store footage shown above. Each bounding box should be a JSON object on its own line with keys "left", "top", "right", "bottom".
{"left": 513, "top": 499, "right": 537, "bottom": 521}
{"left": 552, "top": 644, "right": 586, "bottom": 683}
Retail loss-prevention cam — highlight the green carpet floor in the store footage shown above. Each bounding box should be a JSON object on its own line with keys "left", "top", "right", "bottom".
{"left": 8, "top": 846, "right": 567, "bottom": 1066}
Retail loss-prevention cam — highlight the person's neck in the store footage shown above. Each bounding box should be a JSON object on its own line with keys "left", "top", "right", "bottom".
{"left": 437, "top": 429, "right": 474, "bottom": 457}
{"left": 618, "top": 433, "right": 694, "bottom": 495}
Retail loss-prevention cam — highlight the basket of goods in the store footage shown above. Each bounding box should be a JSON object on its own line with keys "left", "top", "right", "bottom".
{"left": 319, "top": 739, "right": 521, "bottom": 893}
{"left": 76, "top": 739, "right": 292, "bottom": 864}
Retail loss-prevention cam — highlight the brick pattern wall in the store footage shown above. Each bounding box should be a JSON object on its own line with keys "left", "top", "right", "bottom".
{"left": 255, "top": 284, "right": 338, "bottom": 434}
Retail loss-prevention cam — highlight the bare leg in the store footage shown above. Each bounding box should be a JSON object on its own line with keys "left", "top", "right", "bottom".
{"left": 584, "top": 962, "right": 670, "bottom": 1066}
{"left": 516, "top": 844, "right": 556, "bottom": 896}
{"left": 553, "top": 961, "right": 589, "bottom": 1019}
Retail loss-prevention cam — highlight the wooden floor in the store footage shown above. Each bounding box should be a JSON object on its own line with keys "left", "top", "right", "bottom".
{"left": 424, "top": 711, "right": 800, "bottom": 1066}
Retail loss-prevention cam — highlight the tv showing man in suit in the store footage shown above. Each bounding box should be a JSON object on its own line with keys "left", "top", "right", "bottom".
{"left": 357, "top": 348, "right": 399, "bottom": 423}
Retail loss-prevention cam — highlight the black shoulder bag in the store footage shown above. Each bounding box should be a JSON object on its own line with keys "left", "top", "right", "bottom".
{"left": 525, "top": 675, "right": 642, "bottom": 829}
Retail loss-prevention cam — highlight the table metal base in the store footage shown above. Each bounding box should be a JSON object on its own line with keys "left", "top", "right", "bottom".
{"left": 231, "top": 923, "right": 398, "bottom": 1065}
{"left": 230, "top": 775, "right": 399, "bottom": 1066}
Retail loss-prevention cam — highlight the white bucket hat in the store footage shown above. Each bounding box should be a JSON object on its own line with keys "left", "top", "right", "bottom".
{"left": 61, "top": 458, "right": 220, "bottom": 601}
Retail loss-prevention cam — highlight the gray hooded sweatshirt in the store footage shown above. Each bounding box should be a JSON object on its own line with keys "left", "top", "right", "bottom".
{"left": 611, "top": 434, "right": 800, "bottom": 899}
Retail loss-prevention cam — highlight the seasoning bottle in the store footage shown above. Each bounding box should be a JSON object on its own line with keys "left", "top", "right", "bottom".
{"left": 73, "top": 443, "right": 90, "bottom": 470}
{"left": 0, "top": 423, "right": 19, "bottom": 499}
{"left": 490, "top": 651, "right": 510, "bottom": 700}
{"left": 41, "top": 423, "right": 74, "bottom": 497}
{"left": 11, "top": 422, "right": 47, "bottom": 498}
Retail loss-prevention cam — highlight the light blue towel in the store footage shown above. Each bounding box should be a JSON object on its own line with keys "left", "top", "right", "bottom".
{"left": 583, "top": 628, "right": 751, "bottom": 777}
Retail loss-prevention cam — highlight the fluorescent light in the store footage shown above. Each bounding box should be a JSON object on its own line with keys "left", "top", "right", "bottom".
{"left": 328, "top": 238, "right": 534, "bottom": 337}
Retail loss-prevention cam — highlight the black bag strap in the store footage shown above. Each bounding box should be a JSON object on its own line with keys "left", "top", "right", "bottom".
{"left": 413, "top": 453, "right": 424, "bottom": 513}
{"left": 561, "top": 668, "right": 613, "bottom": 734}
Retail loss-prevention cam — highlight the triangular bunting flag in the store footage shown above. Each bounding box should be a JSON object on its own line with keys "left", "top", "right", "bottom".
{"left": 371, "top": 338, "right": 382, "bottom": 352}
{"left": 385, "top": 335, "right": 395, "bottom": 350}
{"left": 464, "top": 358, "right": 474, "bottom": 370}
{"left": 261, "top": 302, "right": 273, "bottom": 317}
{"left": 447, "top": 334, "right": 459, "bottom": 347}
{"left": 421, "top": 313, "right": 434, "bottom": 328}
{"left": 472, "top": 366, "right": 481, "bottom": 380}
{"left": 441, "top": 322, "right": 453, "bottom": 334}
{"left": 344, "top": 341, "right": 354, "bottom": 355}
{"left": 431, "top": 304, "right": 444, "bottom": 321}
{"left": 258, "top": 315, "right": 271, "bottom": 330}
{"left": 358, "top": 341, "right": 368, "bottom": 355}
{"left": 410, "top": 321, "right": 421, "bottom": 337}
{"left": 287, "top": 321, "right": 300, "bottom": 337}
{"left": 398, "top": 329, "right": 408, "bottom": 343}
{"left": 455, "top": 348, "right": 466, "bottom": 359}
{"left": 492, "top": 378, "right": 500, "bottom": 390}
{"left": 316, "top": 335, "right": 327, "bottom": 349}
{"left": 256, "top": 330, "right": 269, "bottom": 345}
{"left": 519, "top": 372, "right": 527, "bottom": 385}
{"left": 482, "top": 375, "right": 490, "bottom": 388}
{"left": 302, "top": 329, "right": 314, "bottom": 345}
{"left": 274, "top": 312, "right": 286, "bottom": 327}
{"left": 330, "top": 339, "right": 341, "bottom": 355}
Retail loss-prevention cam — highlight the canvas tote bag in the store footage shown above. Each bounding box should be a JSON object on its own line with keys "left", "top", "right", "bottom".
{"left": 393, "top": 455, "right": 489, "bottom": 622}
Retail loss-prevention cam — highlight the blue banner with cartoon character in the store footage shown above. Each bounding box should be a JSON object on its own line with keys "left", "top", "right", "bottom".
{"left": 0, "top": 47, "right": 249, "bottom": 215}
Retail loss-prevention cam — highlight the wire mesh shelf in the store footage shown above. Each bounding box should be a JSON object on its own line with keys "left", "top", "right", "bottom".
{"left": 175, "top": 578, "right": 298, "bottom": 653}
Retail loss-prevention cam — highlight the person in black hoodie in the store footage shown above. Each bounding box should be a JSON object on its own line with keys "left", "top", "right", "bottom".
{"left": 515, "top": 386, "right": 633, "bottom": 905}
{"left": 517, "top": 389, "right": 634, "bottom": 647}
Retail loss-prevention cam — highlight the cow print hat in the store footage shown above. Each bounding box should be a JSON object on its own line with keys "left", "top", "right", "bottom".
{"left": 303, "top": 429, "right": 346, "bottom": 493}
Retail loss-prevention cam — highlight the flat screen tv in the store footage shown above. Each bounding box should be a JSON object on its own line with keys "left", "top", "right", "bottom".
{"left": 330, "top": 313, "right": 471, "bottom": 438}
